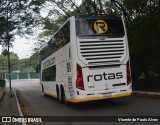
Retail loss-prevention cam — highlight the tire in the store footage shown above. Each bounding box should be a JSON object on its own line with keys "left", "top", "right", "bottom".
{"left": 41, "top": 84, "right": 44, "bottom": 92}
{"left": 59, "top": 86, "right": 65, "bottom": 104}
{"left": 56, "top": 85, "right": 64, "bottom": 104}
{"left": 56, "top": 85, "right": 60, "bottom": 101}
{"left": 57, "top": 85, "right": 72, "bottom": 105}
{"left": 61, "top": 86, "right": 72, "bottom": 106}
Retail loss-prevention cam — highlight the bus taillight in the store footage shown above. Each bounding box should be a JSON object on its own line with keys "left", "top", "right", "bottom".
{"left": 127, "top": 61, "right": 132, "bottom": 85}
{"left": 76, "top": 64, "right": 84, "bottom": 90}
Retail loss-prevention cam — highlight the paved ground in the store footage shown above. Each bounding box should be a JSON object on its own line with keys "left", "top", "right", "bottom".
{"left": 0, "top": 87, "right": 21, "bottom": 125}
{"left": 9, "top": 79, "right": 160, "bottom": 125}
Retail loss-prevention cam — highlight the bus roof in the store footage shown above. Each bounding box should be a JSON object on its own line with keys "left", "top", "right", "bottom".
{"left": 75, "top": 14, "right": 121, "bottom": 19}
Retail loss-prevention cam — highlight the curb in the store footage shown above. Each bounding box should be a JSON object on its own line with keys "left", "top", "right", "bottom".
{"left": 133, "top": 91, "right": 160, "bottom": 98}
{"left": 0, "top": 91, "right": 5, "bottom": 103}
{"left": 13, "top": 88, "right": 26, "bottom": 125}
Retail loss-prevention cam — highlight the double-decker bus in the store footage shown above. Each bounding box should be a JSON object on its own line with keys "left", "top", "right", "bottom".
{"left": 38, "top": 14, "right": 132, "bottom": 104}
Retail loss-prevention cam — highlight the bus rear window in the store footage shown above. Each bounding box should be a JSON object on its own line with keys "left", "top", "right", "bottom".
{"left": 76, "top": 18, "right": 125, "bottom": 38}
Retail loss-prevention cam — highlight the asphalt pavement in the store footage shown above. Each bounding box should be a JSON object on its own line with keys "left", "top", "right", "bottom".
{"left": 0, "top": 79, "right": 160, "bottom": 125}
{"left": 0, "top": 87, "right": 21, "bottom": 125}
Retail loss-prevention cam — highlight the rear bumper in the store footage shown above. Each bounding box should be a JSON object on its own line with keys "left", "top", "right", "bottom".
{"left": 66, "top": 92, "right": 132, "bottom": 103}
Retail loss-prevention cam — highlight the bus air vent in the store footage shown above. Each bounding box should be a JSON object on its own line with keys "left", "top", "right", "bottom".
{"left": 79, "top": 40, "right": 125, "bottom": 64}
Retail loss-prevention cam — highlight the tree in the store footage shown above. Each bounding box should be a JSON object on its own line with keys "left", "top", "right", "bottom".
{"left": 0, "top": 0, "right": 39, "bottom": 47}
{"left": 33, "top": 0, "right": 112, "bottom": 41}
{"left": 30, "top": 0, "right": 160, "bottom": 63}
{"left": 29, "top": 51, "right": 39, "bottom": 70}
{"left": 110, "top": 0, "right": 160, "bottom": 54}
{"left": 0, "top": 51, "right": 19, "bottom": 71}
{"left": 0, "top": 55, "right": 7, "bottom": 70}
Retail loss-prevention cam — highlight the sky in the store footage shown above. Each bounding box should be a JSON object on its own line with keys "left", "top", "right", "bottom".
{"left": 0, "top": 36, "right": 36, "bottom": 59}
{"left": 11, "top": 36, "right": 36, "bottom": 59}
{"left": 0, "top": 0, "right": 82, "bottom": 59}
{"left": 0, "top": 8, "right": 48, "bottom": 59}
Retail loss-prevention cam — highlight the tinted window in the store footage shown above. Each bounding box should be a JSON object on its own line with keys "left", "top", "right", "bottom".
{"left": 76, "top": 18, "right": 124, "bottom": 37}
{"left": 40, "top": 22, "right": 70, "bottom": 61}
{"left": 55, "top": 22, "right": 70, "bottom": 50}
{"left": 42, "top": 65, "right": 56, "bottom": 81}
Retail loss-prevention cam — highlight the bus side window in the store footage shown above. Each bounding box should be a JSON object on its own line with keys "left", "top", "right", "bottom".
{"left": 52, "top": 65, "right": 56, "bottom": 81}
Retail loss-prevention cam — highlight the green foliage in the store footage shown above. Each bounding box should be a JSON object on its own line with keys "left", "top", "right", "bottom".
{"left": 1, "top": 49, "right": 9, "bottom": 56}
{"left": 29, "top": 0, "right": 160, "bottom": 66}
{"left": 35, "top": 0, "right": 111, "bottom": 43}
{"left": 107, "top": 0, "right": 160, "bottom": 54}
{"left": 0, "top": 87, "right": 4, "bottom": 94}
{"left": 17, "top": 58, "right": 30, "bottom": 72}
{"left": 10, "top": 54, "right": 19, "bottom": 66}
{"left": 29, "top": 51, "right": 39, "bottom": 70}
{"left": 0, "top": 52, "right": 19, "bottom": 72}
{"left": 0, "top": 55, "right": 7, "bottom": 69}
{"left": 0, "top": 0, "right": 41, "bottom": 48}
{"left": 0, "top": 50, "right": 38, "bottom": 73}
{"left": 39, "top": 16, "right": 67, "bottom": 38}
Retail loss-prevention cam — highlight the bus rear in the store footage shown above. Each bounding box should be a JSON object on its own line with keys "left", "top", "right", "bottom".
{"left": 68, "top": 15, "right": 132, "bottom": 103}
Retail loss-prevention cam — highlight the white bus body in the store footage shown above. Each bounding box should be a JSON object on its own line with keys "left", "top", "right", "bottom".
{"left": 39, "top": 15, "right": 132, "bottom": 104}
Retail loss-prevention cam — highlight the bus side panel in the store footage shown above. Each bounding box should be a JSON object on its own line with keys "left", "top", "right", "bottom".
{"left": 41, "top": 51, "right": 58, "bottom": 97}
{"left": 66, "top": 17, "right": 78, "bottom": 99}
{"left": 66, "top": 16, "right": 132, "bottom": 102}
{"left": 43, "top": 81, "right": 57, "bottom": 97}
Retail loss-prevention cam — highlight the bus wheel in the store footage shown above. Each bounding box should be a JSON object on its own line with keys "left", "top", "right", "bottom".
{"left": 41, "top": 84, "right": 44, "bottom": 92}
{"left": 61, "top": 87, "right": 72, "bottom": 106}
{"left": 59, "top": 85, "right": 65, "bottom": 104}
{"left": 56, "top": 85, "right": 64, "bottom": 104}
{"left": 56, "top": 85, "right": 60, "bottom": 101}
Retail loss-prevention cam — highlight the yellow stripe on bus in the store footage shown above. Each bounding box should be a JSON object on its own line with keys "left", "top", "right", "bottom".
{"left": 43, "top": 91, "right": 132, "bottom": 103}
{"left": 44, "top": 91, "right": 57, "bottom": 98}
{"left": 66, "top": 92, "right": 132, "bottom": 103}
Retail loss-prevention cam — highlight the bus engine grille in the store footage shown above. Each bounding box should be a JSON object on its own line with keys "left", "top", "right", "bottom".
{"left": 79, "top": 40, "right": 126, "bottom": 64}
